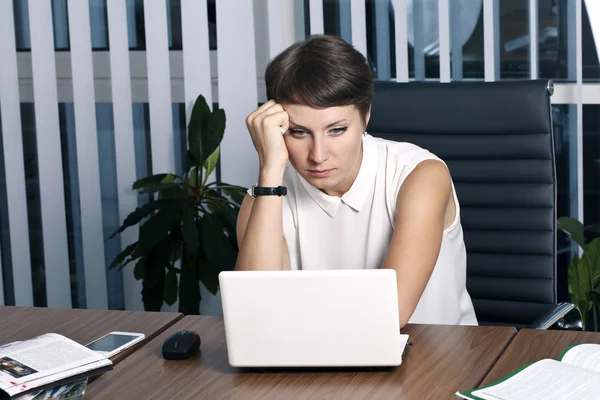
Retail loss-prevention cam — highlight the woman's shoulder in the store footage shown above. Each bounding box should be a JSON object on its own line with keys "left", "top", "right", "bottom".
{"left": 366, "top": 134, "right": 442, "bottom": 169}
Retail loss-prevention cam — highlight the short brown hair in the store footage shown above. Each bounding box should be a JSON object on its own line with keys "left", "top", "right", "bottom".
{"left": 265, "top": 35, "right": 374, "bottom": 125}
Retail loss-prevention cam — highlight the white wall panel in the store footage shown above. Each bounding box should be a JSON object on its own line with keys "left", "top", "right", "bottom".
{"left": 144, "top": 0, "right": 175, "bottom": 174}
{"left": 437, "top": 0, "right": 451, "bottom": 82}
{"left": 0, "top": 0, "right": 33, "bottom": 306}
{"left": 576, "top": 0, "right": 583, "bottom": 229}
{"left": 309, "top": 0, "right": 324, "bottom": 35}
{"left": 106, "top": 0, "right": 142, "bottom": 310}
{"left": 67, "top": 0, "right": 108, "bottom": 309}
{"left": 267, "top": 0, "right": 296, "bottom": 60}
{"left": 181, "top": 0, "right": 212, "bottom": 115}
{"left": 350, "top": 0, "right": 367, "bottom": 57}
{"left": 28, "top": 0, "right": 71, "bottom": 307}
{"left": 552, "top": 84, "right": 600, "bottom": 104}
{"left": 529, "top": 0, "right": 539, "bottom": 79}
{"left": 216, "top": 0, "right": 258, "bottom": 187}
{"left": 392, "top": 0, "right": 409, "bottom": 82}
{"left": 483, "top": 0, "right": 500, "bottom": 81}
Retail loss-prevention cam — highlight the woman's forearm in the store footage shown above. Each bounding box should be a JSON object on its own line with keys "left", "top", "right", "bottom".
{"left": 235, "top": 167, "right": 287, "bottom": 270}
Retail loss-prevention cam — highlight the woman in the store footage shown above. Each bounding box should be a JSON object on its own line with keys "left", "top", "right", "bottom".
{"left": 235, "top": 34, "right": 477, "bottom": 328}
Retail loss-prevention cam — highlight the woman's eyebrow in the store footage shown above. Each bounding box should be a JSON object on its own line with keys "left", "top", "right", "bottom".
{"left": 289, "top": 119, "right": 349, "bottom": 129}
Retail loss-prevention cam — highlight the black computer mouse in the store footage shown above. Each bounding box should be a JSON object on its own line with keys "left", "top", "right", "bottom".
{"left": 162, "top": 330, "right": 201, "bottom": 360}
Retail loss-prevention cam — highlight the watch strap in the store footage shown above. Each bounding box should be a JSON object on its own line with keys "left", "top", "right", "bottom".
{"left": 251, "top": 185, "right": 287, "bottom": 197}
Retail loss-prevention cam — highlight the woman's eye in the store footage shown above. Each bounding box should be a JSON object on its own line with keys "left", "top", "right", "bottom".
{"left": 290, "top": 129, "right": 308, "bottom": 136}
{"left": 330, "top": 127, "right": 348, "bottom": 135}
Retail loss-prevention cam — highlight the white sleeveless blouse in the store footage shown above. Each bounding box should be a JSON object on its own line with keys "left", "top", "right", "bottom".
{"left": 280, "top": 134, "right": 478, "bottom": 326}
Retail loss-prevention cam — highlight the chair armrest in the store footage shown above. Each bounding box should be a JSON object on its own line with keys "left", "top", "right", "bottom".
{"left": 529, "top": 302, "right": 583, "bottom": 330}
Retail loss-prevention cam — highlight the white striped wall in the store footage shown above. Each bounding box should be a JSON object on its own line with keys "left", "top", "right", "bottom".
{"left": 576, "top": 0, "right": 584, "bottom": 240}
{"left": 28, "top": 0, "right": 72, "bottom": 308}
{"left": 215, "top": 0, "right": 258, "bottom": 187}
{"left": 0, "top": 0, "right": 32, "bottom": 306}
{"left": 144, "top": 0, "right": 175, "bottom": 175}
{"left": 483, "top": 0, "right": 500, "bottom": 82}
{"left": 350, "top": 0, "right": 367, "bottom": 57}
{"left": 67, "top": 0, "right": 108, "bottom": 309}
{"left": 267, "top": 0, "right": 296, "bottom": 60}
{"left": 0, "top": 0, "right": 597, "bottom": 311}
{"left": 529, "top": 0, "right": 539, "bottom": 79}
{"left": 392, "top": 0, "right": 409, "bottom": 82}
{"left": 309, "top": 0, "right": 324, "bottom": 35}
{"left": 106, "top": 0, "right": 142, "bottom": 311}
{"left": 437, "top": 0, "right": 451, "bottom": 82}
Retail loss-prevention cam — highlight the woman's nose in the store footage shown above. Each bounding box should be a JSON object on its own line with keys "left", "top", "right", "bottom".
{"left": 308, "top": 138, "right": 329, "bottom": 164}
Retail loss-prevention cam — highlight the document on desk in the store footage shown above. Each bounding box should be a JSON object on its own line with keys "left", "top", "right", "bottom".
{"left": 456, "top": 343, "right": 600, "bottom": 400}
{"left": 0, "top": 333, "right": 112, "bottom": 398}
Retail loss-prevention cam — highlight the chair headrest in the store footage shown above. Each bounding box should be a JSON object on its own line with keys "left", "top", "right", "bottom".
{"left": 368, "top": 80, "right": 553, "bottom": 135}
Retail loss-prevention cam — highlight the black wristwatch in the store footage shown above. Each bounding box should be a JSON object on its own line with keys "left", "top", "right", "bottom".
{"left": 250, "top": 185, "right": 287, "bottom": 197}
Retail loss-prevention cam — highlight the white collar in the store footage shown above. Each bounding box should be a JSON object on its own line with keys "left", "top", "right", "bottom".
{"left": 297, "top": 134, "right": 378, "bottom": 218}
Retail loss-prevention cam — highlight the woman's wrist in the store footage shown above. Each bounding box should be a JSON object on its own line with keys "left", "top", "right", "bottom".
{"left": 258, "top": 166, "right": 285, "bottom": 187}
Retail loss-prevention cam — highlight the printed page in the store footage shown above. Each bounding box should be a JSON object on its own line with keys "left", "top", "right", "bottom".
{"left": 559, "top": 343, "right": 600, "bottom": 373}
{"left": 463, "top": 359, "right": 600, "bottom": 400}
{"left": 12, "top": 378, "right": 88, "bottom": 400}
{"left": 3, "top": 361, "right": 109, "bottom": 398}
{"left": 0, "top": 333, "right": 110, "bottom": 392}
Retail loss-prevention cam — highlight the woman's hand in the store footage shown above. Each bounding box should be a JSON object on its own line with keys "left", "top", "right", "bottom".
{"left": 245, "top": 100, "right": 290, "bottom": 173}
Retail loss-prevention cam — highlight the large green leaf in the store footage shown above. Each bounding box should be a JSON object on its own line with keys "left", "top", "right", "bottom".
{"left": 140, "top": 182, "right": 183, "bottom": 195}
{"left": 138, "top": 202, "right": 181, "bottom": 257}
{"left": 585, "top": 237, "right": 600, "bottom": 289}
{"left": 108, "top": 242, "right": 138, "bottom": 270}
{"left": 203, "top": 146, "right": 220, "bottom": 178}
{"left": 147, "top": 175, "right": 187, "bottom": 200}
{"left": 107, "top": 200, "right": 168, "bottom": 240}
{"left": 164, "top": 269, "right": 178, "bottom": 306}
{"left": 143, "top": 236, "right": 173, "bottom": 287}
{"left": 142, "top": 268, "right": 165, "bottom": 312}
{"left": 187, "top": 167, "right": 198, "bottom": 191}
{"left": 221, "top": 184, "right": 248, "bottom": 206}
{"left": 179, "top": 253, "right": 201, "bottom": 315}
{"left": 133, "top": 257, "right": 145, "bottom": 280}
{"left": 558, "top": 216, "right": 586, "bottom": 249}
{"left": 203, "top": 189, "right": 234, "bottom": 211}
{"left": 202, "top": 109, "right": 226, "bottom": 165}
{"left": 132, "top": 173, "right": 170, "bottom": 190}
{"left": 217, "top": 205, "right": 240, "bottom": 249}
{"left": 590, "top": 285, "right": 600, "bottom": 303}
{"left": 187, "top": 94, "right": 212, "bottom": 165}
{"left": 568, "top": 255, "right": 592, "bottom": 330}
{"left": 185, "top": 150, "right": 200, "bottom": 171}
{"left": 158, "top": 185, "right": 188, "bottom": 200}
{"left": 200, "top": 213, "right": 238, "bottom": 294}
{"left": 141, "top": 235, "right": 173, "bottom": 311}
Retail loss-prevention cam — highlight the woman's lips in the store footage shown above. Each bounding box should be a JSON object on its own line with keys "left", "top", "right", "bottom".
{"left": 308, "top": 168, "right": 334, "bottom": 178}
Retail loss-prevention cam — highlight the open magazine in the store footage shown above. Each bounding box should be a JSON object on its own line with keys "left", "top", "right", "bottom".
{"left": 0, "top": 334, "right": 112, "bottom": 399}
{"left": 456, "top": 343, "right": 600, "bottom": 400}
{"left": 12, "top": 378, "right": 88, "bottom": 400}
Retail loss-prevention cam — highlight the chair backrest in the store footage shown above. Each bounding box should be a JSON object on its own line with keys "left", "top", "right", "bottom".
{"left": 367, "top": 80, "right": 557, "bottom": 327}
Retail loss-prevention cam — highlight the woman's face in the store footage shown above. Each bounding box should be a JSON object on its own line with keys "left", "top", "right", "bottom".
{"left": 282, "top": 103, "right": 369, "bottom": 197}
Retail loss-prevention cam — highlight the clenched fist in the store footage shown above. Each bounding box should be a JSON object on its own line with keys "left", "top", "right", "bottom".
{"left": 245, "top": 100, "right": 290, "bottom": 173}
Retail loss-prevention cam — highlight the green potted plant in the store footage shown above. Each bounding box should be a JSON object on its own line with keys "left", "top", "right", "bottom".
{"left": 107, "top": 94, "right": 247, "bottom": 315}
{"left": 558, "top": 217, "right": 600, "bottom": 331}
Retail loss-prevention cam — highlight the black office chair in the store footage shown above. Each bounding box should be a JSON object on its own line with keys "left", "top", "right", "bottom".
{"left": 368, "top": 79, "right": 582, "bottom": 330}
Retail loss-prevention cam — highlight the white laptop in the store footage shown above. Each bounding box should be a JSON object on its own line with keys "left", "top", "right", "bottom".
{"left": 218, "top": 269, "right": 408, "bottom": 368}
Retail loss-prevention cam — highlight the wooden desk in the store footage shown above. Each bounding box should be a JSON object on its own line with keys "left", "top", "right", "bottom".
{"left": 87, "top": 316, "right": 516, "bottom": 399}
{"left": 0, "top": 306, "right": 183, "bottom": 364}
{"left": 481, "top": 328, "right": 600, "bottom": 386}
